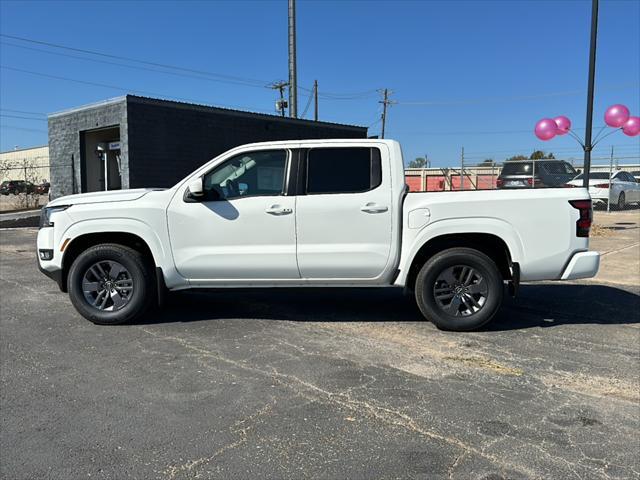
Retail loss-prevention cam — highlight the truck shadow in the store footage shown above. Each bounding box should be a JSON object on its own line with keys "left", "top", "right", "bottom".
{"left": 136, "top": 283, "right": 640, "bottom": 331}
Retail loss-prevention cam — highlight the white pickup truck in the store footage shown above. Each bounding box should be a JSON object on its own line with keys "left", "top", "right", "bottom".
{"left": 37, "top": 139, "right": 599, "bottom": 331}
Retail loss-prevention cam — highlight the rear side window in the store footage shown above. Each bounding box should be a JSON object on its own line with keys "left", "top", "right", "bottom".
{"left": 306, "top": 147, "right": 382, "bottom": 194}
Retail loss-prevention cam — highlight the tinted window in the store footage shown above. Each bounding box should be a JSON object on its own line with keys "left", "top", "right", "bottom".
{"left": 542, "top": 162, "right": 576, "bottom": 175}
{"left": 306, "top": 147, "right": 382, "bottom": 194}
{"left": 203, "top": 150, "right": 287, "bottom": 200}
{"left": 500, "top": 162, "right": 532, "bottom": 175}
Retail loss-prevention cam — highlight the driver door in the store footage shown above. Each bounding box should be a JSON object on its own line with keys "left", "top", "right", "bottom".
{"left": 167, "top": 149, "right": 299, "bottom": 282}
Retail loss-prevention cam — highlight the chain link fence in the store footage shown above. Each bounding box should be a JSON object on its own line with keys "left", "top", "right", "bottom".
{"left": 0, "top": 152, "right": 50, "bottom": 211}
{"left": 405, "top": 154, "right": 640, "bottom": 213}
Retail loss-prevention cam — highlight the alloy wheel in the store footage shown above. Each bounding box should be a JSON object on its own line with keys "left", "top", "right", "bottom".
{"left": 433, "top": 265, "right": 488, "bottom": 317}
{"left": 82, "top": 260, "right": 134, "bottom": 311}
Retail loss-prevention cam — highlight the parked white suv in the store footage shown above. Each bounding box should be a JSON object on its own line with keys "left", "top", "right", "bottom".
{"left": 37, "top": 140, "right": 599, "bottom": 331}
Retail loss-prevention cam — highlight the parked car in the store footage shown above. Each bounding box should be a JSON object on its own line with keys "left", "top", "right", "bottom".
{"left": 564, "top": 170, "right": 640, "bottom": 209}
{"left": 37, "top": 139, "right": 599, "bottom": 331}
{"left": 497, "top": 160, "right": 578, "bottom": 189}
{"left": 35, "top": 182, "right": 50, "bottom": 195}
{"left": 0, "top": 180, "right": 35, "bottom": 195}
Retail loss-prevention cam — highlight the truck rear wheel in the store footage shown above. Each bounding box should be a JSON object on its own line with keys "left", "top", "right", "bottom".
{"left": 415, "top": 248, "right": 503, "bottom": 331}
{"left": 67, "top": 243, "right": 155, "bottom": 325}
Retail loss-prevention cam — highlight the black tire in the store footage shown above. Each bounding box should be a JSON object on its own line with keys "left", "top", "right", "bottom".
{"left": 415, "top": 247, "right": 503, "bottom": 331}
{"left": 67, "top": 243, "right": 155, "bottom": 325}
{"left": 617, "top": 192, "right": 626, "bottom": 210}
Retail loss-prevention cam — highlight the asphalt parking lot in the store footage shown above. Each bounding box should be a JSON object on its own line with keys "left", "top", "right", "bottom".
{"left": 1, "top": 211, "right": 639, "bottom": 479}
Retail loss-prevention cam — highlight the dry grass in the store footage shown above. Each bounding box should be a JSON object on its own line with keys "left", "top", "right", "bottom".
{"left": 590, "top": 223, "right": 613, "bottom": 237}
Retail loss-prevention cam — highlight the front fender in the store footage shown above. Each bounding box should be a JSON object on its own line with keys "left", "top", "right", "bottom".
{"left": 59, "top": 218, "right": 185, "bottom": 289}
{"left": 395, "top": 217, "right": 524, "bottom": 286}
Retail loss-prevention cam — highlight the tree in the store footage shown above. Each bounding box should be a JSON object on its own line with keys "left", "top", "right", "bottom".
{"left": 477, "top": 158, "right": 495, "bottom": 166}
{"left": 408, "top": 157, "right": 427, "bottom": 168}
{"left": 505, "top": 155, "right": 528, "bottom": 162}
{"left": 529, "top": 150, "right": 555, "bottom": 160}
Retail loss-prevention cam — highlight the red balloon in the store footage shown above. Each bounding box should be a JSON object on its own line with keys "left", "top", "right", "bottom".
{"left": 604, "top": 104, "right": 630, "bottom": 128}
{"left": 534, "top": 118, "right": 558, "bottom": 141}
{"left": 554, "top": 116, "right": 572, "bottom": 135}
{"left": 622, "top": 116, "right": 640, "bottom": 137}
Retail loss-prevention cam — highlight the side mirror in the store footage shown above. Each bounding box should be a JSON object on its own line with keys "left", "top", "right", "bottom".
{"left": 576, "top": 169, "right": 582, "bottom": 174}
{"left": 187, "top": 177, "right": 204, "bottom": 197}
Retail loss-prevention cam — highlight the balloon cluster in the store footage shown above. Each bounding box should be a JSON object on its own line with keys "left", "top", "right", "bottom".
{"left": 534, "top": 104, "right": 640, "bottom": 141}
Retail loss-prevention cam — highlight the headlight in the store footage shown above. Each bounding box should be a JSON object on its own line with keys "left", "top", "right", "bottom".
{"left": 39, "top": 205, "right": 71, "bottom": 228}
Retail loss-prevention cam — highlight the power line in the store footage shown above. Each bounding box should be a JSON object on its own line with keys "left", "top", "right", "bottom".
{"left": 0, "top": 114, "right": 47, "bottom": 121}
{"left": 0, "top": 33, "right": 268, "bottom": 86}
{"left": 0, "top": 108, "right": 46, "bottom": 116}
{"left": 0, "top": 124, "right": 47, "bottom": 133}
{"left": 0, "top": 40, "right": 272, "bottom": 90}
{"left": 0, "top": 34, "right": 381, "bottom": 102}
{"left": 0, "top": 65, "right": 274, "bottom": 114}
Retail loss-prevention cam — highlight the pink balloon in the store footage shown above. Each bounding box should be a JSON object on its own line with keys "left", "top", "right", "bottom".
{"left": 554, "top": 115, "right": 572, "bottom": 135}
{"left": 534, "top": 118, "right": 558, "bottom": 141}
{"left": 604, "top": 104, "right": 630, "bottom": 128}
{"left": 622, "top": 116, "right": 640, "bottom": 137}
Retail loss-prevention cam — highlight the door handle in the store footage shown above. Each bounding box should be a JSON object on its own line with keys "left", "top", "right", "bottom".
{"left": 360, "top": 203, "right": 388, "bottom": 214}
{"left": 265, "top": 205, "right": 293, "bottom": 215}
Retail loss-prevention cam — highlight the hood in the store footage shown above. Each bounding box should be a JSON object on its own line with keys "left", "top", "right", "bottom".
{"left": 47, "top": 188, "right": 165, "bottom": 207}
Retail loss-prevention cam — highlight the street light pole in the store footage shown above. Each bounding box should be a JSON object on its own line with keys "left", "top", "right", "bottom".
{"left": 582, "top": 0, "right": 599, "bottom": 188}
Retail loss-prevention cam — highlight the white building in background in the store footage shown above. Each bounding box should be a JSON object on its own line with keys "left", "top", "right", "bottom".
{"left": 0, "top": 145, "right": 50, "bottom": 183}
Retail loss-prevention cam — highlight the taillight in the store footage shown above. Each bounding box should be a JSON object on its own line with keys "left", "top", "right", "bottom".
{"left": 496, "top": 178, "right": 503, "bottom": 188}
{"left": 569, "top": 200, "right": 592, "bottom": 238}
{"left": 526, "top": 177, "right": 541, "bottom": 186}
{"left": 594, "top": 183, "right": 609, "bottom": 188}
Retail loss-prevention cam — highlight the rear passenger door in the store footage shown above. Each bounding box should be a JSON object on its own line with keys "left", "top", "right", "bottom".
{"left": 295, "top": 145, "right": 393, "bottom": 279}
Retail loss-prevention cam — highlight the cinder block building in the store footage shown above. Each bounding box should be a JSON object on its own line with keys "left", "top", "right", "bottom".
{"left": 48, "top": 95, "right": 367, "bottom": 198}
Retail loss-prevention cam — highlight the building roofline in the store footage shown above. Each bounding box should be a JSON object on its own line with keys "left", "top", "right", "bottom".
{"left": 0, "top": 145, "right": 49, "bottom": 154}
{"left": 48, "top": 96, "right": 127, "bottom": 118}
{"left": 124, "top": 95, "right": 366, "bottom": 130}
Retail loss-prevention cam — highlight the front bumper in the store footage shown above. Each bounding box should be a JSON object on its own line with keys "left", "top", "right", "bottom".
{"left": 560, "top": 251, "right": 600, "bottom": 280}
{"left": 37, "top": 226, "right": 66, "bottom": 291}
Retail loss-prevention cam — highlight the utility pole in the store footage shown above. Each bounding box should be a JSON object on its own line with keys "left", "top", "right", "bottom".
{"left": 288, "top": 0, "right": 298, "bottom": 118}
{"left": 314, "top": 80, "right": 318, "bottom": 121}
{"left": 460, "top": 147, "right": 465, "bottom": 190}
{"left": 379, "top": 89, "right": 395, "bottom": 138}
{"left": 582, "top": 0, "right": 599, "bottom": 188}
{"left": 270, "top": 81, "right": 289, "bottom": 117}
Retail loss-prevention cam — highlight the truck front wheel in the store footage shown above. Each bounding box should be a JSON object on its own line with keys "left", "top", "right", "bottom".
{"left": 415, "top": 248, "right": 503, "bottom": 331}
{"left": 67, "top": 243, "right": 155, "bottom": 325}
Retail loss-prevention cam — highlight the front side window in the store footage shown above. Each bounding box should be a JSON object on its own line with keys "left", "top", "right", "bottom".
{"left": 306, "top": 147, "right": 382, "bottom": 194}
{"left": 202, "top": 150, "right": 287, "bottom": 200}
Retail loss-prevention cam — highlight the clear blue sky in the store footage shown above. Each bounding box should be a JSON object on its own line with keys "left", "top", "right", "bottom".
{"left": 1, "top": 0, "right": 639, "bottom": 167}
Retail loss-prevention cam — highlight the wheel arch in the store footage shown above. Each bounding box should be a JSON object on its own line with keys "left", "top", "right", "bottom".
{"left": 403, "top": 232, "right": 515, "bottom": 293}
{"left": 60, "top": 231, "right": 157, "bottom": 293}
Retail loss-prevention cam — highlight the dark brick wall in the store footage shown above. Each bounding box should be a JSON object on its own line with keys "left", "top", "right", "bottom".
{"left": 48, "top": 95, "right": 366, "bottom": 197}
{"left": 48, "top": 98, "right": 128, "bottom": 198}
{"left": 126, "top": 96, "right": 367, "bottom": 188}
